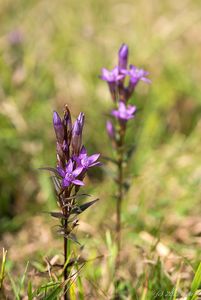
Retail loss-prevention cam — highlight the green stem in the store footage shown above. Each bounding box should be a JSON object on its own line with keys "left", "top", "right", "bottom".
{"left": 63, "top": 191, "right": 70, "bottom": 300}
{"left": 63, "top": 218, "right": 69, "bottom": 300}
{"left": 115, "top": 124, "right": 125, "bottom": 273}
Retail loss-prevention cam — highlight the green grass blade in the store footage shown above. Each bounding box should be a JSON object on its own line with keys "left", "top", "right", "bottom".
{"left": 27, "top": 280, "right": 33, "bottom": 300}
{"left": 7, "top": 272, "right": 20, "bottom": 300}
{"left": 187, "top": 262, "right": 201, "bottom": 300}
{"left": 76, "top": 267, "right": 84, "bottom": 300}
{"left": 18, "top": 261, "right": 29, "bottom": 296}
{"left": 32, "top": 281, "right": 61, "bottom": 298}
{"left": 43, "top": 283, "right": 63, "bottom": 300}
{"left": 0, "top": 248, "right": 7, "bottom": 289}
{"left": 172, "top": 267, "right": 182, "bottom": 300}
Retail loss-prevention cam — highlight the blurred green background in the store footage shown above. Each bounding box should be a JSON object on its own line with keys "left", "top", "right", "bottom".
{"left": 0, "top": 0, "right": 201, "bottom": 297}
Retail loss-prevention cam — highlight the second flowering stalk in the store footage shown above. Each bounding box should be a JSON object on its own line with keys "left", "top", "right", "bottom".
{"left": 101, "top": 44, "right": 150, "bottom": 275}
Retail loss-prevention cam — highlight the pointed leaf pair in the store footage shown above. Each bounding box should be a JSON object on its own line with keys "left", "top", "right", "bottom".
{"left": 43, "top": 211, "right": 68, "bottom": 220}
{"left": 39, "top": 167, "right": 60, "bottom": 176}
{"left": 71, "top": 198, "right": 99, "bottom": 215}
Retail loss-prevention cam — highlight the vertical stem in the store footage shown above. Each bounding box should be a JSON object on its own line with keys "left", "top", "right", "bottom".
{"left": 115, "top": 125, "right": 125, "bottom": 273}
{"left": 63, "top": 191, "right": 70, "bottom": 300}
{"left": 63, "top": 217, "right": 69, "bottom": 300}
{"left": 116, "top": 157, "right": 123, "bottom": 268}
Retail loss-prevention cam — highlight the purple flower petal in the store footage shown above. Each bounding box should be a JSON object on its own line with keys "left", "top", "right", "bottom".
{"left": 90, "top": 161, "right": 102, "bottom": 167}
{"left": 66, "top": 160, "right": 73, "bottom": 172}
{"left": 111, "top": 110, "right": 119, "bottom": 118}
{"left": 62, "top": 179, "right": 71, "bottom": 187}
{"left": 80, "top": 145, "right": 87, "bottom": 155}
{"left": 129, "top": 65, "right": 150, "bottom": 85}
{"left": 127, "top": 105, "right": 137, "bottom": 114}
{"left": 72, "top": 179, "right": 84, "bottom": 186}
{"left": 72, "top": 166, "right": 83, "bottom": 177}
{"left": 101, "top": 66, "right": 125, "bottom": 83}
{"left": 57, "top": 167, "right": 65, "bottom": 177}
{"left": 88, "top": 153, "right": 100, "bottom": 165}
{"left": 111, "top": 101, "right": 136, "bottom": 121}
{"left": 119, "top": 101, "right": 126, "bottom": 112}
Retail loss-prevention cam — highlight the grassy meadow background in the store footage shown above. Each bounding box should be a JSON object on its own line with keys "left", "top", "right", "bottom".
{"left": 0, "top": 0, "right": 201, "bottom": 298}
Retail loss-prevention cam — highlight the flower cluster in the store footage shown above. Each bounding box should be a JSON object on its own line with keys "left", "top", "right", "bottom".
{"left": 53, "top": 105, "right": 100, "bottom": 191}
{"left": 101, "top": 44, "right": 150, "bottom": 137}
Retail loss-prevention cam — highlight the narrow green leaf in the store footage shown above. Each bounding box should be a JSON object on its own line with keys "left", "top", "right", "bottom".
{"left": 32, "top": 282, "right": 61, "bottom": 298}
{"left": 7, "top": 272, "right": 20, "bottom": 300}
{"left": 27, "top": 280, "right": 33, "bottom": 300}
{"left": 173, "top": 273, "right": 181, "bottom": 300}
{"left": 39, "top": 167, "right": 60, "bottom": 176}
{"left": 43, "top": 284, "right": 63, "bottom": 300}
{"left": 188, "top": 262, "right": 201, "bottom": 300}
{"left": 18, "top": 261, "right": 29, "bottom": 296}
{"left": 0, "top": 248, "right": 7, "bottom": 289}
{"left": 75, "top": 261, "right": 84, "bottom": 300}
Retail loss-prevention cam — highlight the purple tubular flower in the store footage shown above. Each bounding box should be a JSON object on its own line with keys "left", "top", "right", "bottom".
{"left": 101, "top": 67, "right": 126, "bottom": 101}
{"left": 57, "top": 160, "right": 84, "bottom": 188}
{"left": 77, "top": 112, "right": 85, "bottom": 125}
{"left": 63, "top": 106, "right": 72, "bottom": 137}
{"left": 74, "top": 146, "right": 100, "bottom": 170}
{"left": 118, "top": 44, "right": 129, "bottom": 70}
{"left": 8, "top": 29, "right": 23, "bottom": 46}
{"left": 53, "top": 111, "right": 64, "bottom": 143}
{"left": 129, "top": 65, "right": 151, "bottom": 86}
{"left": 101, "top": 66, "right": 125, "bottom": 83}
{"left": 72, "top": 113, "right": 85, "bottom": 154}
{"left": 106, "top": 120, "right": 115, "bottom": 139}
{"left": 112, "top": 101, "right": 136, "bottom": 121}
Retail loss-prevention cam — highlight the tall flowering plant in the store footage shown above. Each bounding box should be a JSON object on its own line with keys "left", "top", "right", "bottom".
{"left": 42, "top": 105, "right": 100, "bottom": 300}
{"left": 101, "top": 45, "right": 150, "bottom": 274}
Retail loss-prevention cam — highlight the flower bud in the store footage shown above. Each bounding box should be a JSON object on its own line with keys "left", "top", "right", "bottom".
{"left": 53, "top": 111, "right": 64, "bottom": 143}
{"left": 118, "top": 44, "right": 129, "bottom": 70}
{"left": 106, "top": 120, "right": 115, "bottom": 139}
{"left": 8, "top": 29, "right": 24, "bottom": 46}
{"left": 63, "top": 105, "right": 72, "bottom": 145}
{"left": 77, "top": 112, "right": 85, "bottom": 127}
{"left": 72, "top": 113, "right": 85, "bottom": 154}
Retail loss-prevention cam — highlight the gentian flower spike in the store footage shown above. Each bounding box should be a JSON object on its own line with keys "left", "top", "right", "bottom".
{"left": 53, "top": 111, "right": 64, "bottom": 144}
{"left": 74, "top": 146, "right": 101, "bottom": 170}
{"left": 118, "top": 44, "right": 129, "bottom": 70}
{"left": 43, "top": 105, "right": 101, "bottom": 295}
{"left": 111, "top": 101, "right": 136, "bottom": 121}
{"left": 57, "top": 160, "right": 84, "bottom": 188}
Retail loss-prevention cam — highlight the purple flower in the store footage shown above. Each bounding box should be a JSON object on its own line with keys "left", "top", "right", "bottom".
{"left": 118, "top": 44, "right": 129, "bottom": 70}
{"left": 57, "top": 160, "right": 84, "bottom": 188}
{"left": 74, "top": 146, "right": 100, "bottom": 170}
{"left": 7, "top": 29, "right": 24, "bottom": 46}
{"left": 106, "top": 120, "right": 115, "bottom": 139}
{"left": 129, "top": 65, "right": 151, "bottom": 86}
{"left": 101, "top": 66, "right": 125, "bottom": 83}
{"left": 112, "top": 101, "right": 136, "bottom": 121}
{"left": 72, "top": 112, "right": 85, "bottom": 154}
{"left": 53, "top": 111, "right": 64, "bottom": 143}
